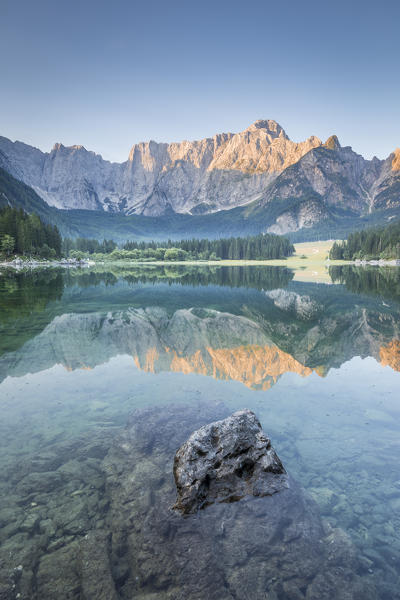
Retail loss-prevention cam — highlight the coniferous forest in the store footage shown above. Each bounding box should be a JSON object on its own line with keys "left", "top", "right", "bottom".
{"left": 0, "top": 207, "right": 62, "bottom": 258}
{"left": 63, "top": 232, "right": 294, "bottom": 261}
{"left": 62, "top": 237, "right": 117, "bottom": 256}
{"left": 1, "top": 206, "right": 294, "bottom": 261}
{"left": 329, "top": 220, "right": 400, "bottom": 260}
{"left": 120, "top": 233, "right": 294, "bottom": 260}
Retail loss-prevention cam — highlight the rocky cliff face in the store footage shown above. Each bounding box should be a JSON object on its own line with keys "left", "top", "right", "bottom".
{"left": 237, "top": 138, "right": 400, "bottom": 234}
{"left": 1, "top": 120, "right": 398, "bottom": 231}
{"left": 0, "top": 120, "right": 322, "bottom": 216}
{"left": 257, "top": 144, "right": 389, "bottom": 231}
{"left": 370, "top": 150, "right": 400, "bottom": 210}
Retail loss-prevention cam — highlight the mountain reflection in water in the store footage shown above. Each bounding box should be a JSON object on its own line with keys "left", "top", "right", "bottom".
{"left": 1, "top": 264, "right": 400, "bottom": 599}
{"left": 1, "top": 265, "right": 399, "bottom": 383}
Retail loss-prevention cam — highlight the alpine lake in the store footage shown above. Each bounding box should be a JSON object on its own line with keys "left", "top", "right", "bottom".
{"left": 0, "top": 262, "right": 400, "bottom": 600}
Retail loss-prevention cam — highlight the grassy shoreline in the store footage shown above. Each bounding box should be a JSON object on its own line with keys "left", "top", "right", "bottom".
{"left": 2, "top": 240, "right": 398, "bottom": 272}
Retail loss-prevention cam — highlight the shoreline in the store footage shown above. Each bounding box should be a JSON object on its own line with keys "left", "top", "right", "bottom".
{"left": 0, "top": 258, "right": 95, "bottom": 270}
{"left": 1, "top": 238, "right": 399, "bottom": 272}
{"left": 1, "top": 257, "right": 400, "bottom": 271}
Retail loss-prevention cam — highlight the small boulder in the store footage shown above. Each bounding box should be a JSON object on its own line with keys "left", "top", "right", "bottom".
{"left": 173, "top": 409, "right": 287, "bottom": 514}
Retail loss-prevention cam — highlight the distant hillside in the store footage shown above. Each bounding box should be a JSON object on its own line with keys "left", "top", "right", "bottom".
{"left": 0, "top": 167, "right": 60, "bottom": 223}
{"left": 1, "top": 166, "right": 399, "bottom": 243}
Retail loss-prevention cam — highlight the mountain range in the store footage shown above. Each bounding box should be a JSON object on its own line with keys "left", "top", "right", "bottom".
{"left": 1, "top": 120, "right": 399, "bottom": 240}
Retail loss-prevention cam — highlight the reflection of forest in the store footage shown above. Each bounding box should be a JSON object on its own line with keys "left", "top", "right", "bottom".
{"left": 0, "top": 270, "right": 64, "bottom": 354}
{"left": 0, "top": 270, "right": 64, "bottom": 318}
{"left": 329, "top": 265, "right": 400, "bottom": 301}
{"left": 64, "top": 265, "right": 294, "bottom": 291}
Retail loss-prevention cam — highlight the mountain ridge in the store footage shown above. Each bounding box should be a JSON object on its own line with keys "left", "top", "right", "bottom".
{"left": 0, "top": 120, "right": 399, "bottom": 240}
{"left": 0, "top": 120, "right": 324, "bottom": 215}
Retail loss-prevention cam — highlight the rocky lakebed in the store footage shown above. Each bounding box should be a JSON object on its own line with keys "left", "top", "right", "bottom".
{"left": 0, "top": 400, "right": 390, "bottom": 600}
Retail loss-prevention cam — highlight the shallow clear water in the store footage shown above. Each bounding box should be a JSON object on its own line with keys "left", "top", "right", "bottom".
{"left": 0, "top": 265, "right": 400, "bottom": 599}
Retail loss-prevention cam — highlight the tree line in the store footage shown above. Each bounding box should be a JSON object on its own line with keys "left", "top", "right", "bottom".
{"left": 62, "top": 237, "right": 117, "bottom": 256}
{"left": 329, "top": 220, "right": 400, "bottom": 260}
{"left": 1, "top": 206, "right": 294, "bottom": 262}
{"left": 329, "top": 265, "right": 400, "bottom": 301}
{"left": 0, "top": 207, "right": 62, "bottom": 258}
{"left": 120, "top": 233, "right": 294, "bottom": 261}
{"left": 62, "top": 232, "right": 294, "bottom": 262}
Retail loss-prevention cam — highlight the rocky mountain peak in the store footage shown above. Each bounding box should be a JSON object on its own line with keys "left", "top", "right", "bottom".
{"left": 246, "top": 119, "right": 288, "bottom": 139}
{"left": 324, "top": 135, "right": 341, "bottom": 150}
{"left": 51, "top": 143, "right": 89, "bottom": 154}
{"left": 392, "top": 148, "right": 400, "bottom": 171}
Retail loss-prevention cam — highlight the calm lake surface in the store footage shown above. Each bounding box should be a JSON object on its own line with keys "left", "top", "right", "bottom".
{"left": 0, "top": 264, "right": 400, "bottom": 599}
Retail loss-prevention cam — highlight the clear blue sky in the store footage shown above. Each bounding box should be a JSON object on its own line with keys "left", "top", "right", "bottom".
{"left": 1, "top": 0, "right": 399, "bottom": 162}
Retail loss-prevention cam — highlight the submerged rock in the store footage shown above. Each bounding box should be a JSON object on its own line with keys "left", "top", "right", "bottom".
{"left": 0, "top": 402, "right": 380, "bottom": 599}
{"left": 173, "top": 409, "right": 287, "bottom": 514}
{"left": 102, "top": 403, "right": 377, "bottom": 600}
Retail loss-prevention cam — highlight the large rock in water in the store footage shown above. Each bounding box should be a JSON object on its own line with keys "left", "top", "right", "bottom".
{"left": 102, "top": 402, "right": 377, "bottom": 600}
{"left": 173, "top": 409, "right": 288, "bottom": 514}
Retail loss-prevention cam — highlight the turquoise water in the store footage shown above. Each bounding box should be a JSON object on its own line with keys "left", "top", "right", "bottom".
{"left": 0, "top": 265, "right": 400, "bottom": 598}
